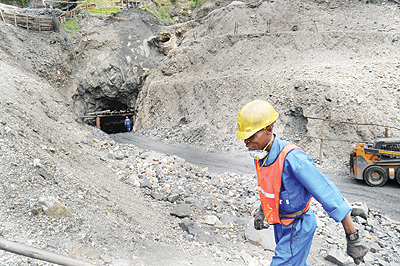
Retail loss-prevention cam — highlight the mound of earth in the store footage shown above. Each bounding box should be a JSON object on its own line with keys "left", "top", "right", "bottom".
{"left": 134, "top": 0, "right": 400, "bottom": 170}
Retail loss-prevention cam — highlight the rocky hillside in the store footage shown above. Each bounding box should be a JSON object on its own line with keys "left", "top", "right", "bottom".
{"left": 134, "top": 0, "right": 400, "bottom": 168}
{"left": 1, "top": 48, "right": 400, "bottom": 264}
{"left": 5, "top": 0, "right": 400, "bottom": 167}
{"left": 1, "top": 0, "right": 400, "bottom": 265}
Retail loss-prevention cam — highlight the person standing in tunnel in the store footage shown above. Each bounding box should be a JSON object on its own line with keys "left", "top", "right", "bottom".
{"left": 124, "top": 116, "right": 132, "bottom": 132}
{"left": 235, "top": 99, "right": 368, "bottom": 265}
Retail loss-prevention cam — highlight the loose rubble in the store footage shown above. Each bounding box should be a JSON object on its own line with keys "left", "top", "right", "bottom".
{"left": 99, "top": 136, "right": 400, "bottom": 265}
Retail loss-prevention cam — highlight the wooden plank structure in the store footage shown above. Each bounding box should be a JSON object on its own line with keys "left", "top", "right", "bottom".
{"left": 87, "top": 109, "right": 136, "bottom": 117}
{"left": 58, "top": 3, "right": 96, "bottom": 24}
{"left": 0, "top": 9, "right": 53, "bottom": 31}
{"left": 77, "top": 109, "right": 136, "bottom": 129}
{"left": 58, "top": 7, "right": 80, "bottom": 23}
{"left": 0, "top": 3, "right": 96, "bottom": 32}
{"left": 115, "top": 1, "right": 140, "bottom": 8}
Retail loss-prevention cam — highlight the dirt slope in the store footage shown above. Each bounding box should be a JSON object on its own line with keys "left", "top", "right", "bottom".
{"left": 135, "top": 0, "right": 400, "bottom": 169}
{"left": 2, "top": 1, "right": 400, "bottom": 265}
{"left": 0, "top": 20, "right": 260, "bottom": 265}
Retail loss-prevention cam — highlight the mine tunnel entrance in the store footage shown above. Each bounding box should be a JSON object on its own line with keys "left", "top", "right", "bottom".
{"left": 98, "top": 114, "right": 135, "bottom": 134}
{"left": 74, "top": 87, "right": 140, "bottom": 134}
{"left": 84, "top": 99, "right": 136, "bottom": 134}
{"left": 84, "top": 109, "right": 136, "bottom": 134}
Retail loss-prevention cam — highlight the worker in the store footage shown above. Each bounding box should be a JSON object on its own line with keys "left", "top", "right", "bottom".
{"left": 235, "top": 99, "right": 367, "bottom": 265}
{"left": 124, "top": 117, "right": 132, "bottom": 132}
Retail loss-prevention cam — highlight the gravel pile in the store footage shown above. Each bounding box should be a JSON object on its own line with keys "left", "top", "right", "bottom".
{"left": 105, "top": 136, "right": 400, "bottom": 266}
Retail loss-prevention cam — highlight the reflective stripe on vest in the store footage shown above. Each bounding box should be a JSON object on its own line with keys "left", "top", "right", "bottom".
{"left": 255, "top": 144, "right": 311, "bottom": 225}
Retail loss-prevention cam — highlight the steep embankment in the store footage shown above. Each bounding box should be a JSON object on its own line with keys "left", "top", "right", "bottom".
{"left": 70, "top": 10, "right": 166, "bottom": 121}
{"left": 1, "top": 15, "right": 263, "bottom": 266}
{"left": 135, "top": 0, "right": 400, "bottom": 169}
{"left": 0, "top": 4, "right": 168, "bottom": 131}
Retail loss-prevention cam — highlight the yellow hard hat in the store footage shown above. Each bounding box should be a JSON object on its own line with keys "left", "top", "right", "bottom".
{"left": 235, "top": 100, "right": 279, "bottom": 140}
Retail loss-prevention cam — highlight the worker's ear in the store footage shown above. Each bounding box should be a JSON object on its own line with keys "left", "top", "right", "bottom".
{"left": 266, "top": 123, "right": 274, "bottom": 134}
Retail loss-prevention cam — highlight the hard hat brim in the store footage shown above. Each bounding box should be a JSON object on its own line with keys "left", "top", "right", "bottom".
{"left": 235, "top": 100, "right": 279, "bottom": 140}
{"left": 235, "top": 115, "right": 278, "bottom": 140}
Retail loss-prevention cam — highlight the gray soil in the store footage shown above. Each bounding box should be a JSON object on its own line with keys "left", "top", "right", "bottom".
{"left": 1, "top": 0, "right": 400, "bottom": 265}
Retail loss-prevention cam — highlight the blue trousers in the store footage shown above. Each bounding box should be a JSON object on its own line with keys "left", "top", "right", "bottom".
{"left": 271, "top": 209, "right": 317, "bottom": 266}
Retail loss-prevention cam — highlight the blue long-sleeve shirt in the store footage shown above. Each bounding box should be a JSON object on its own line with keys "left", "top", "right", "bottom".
{"left": 260, "top": 135, "right": 351, "bottom": 222}
{"left": 125, "top": 119, "right": 131, "bottom": 126}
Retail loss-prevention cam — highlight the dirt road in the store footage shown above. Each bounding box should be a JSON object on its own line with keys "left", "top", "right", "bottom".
{"left": 111, "top": 132, "right": 400, "bottom": 222}
{"left": 111, "top": 133, "right": 255, "bottom": 175}
{"left": 326, "top": 170, "right": 400, "bottom": 222}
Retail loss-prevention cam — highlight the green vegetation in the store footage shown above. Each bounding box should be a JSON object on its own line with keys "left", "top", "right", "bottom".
{"left": 156, "top": 8, "right": 173, "bottom": 22}
{"left": 61, "top": 17, "right": 80, "bottom": 33}
{"left": 141, "top": 5, "right": 173, "bottom": 23}
{"left": 78, "top": 0, "right": 120, "bottom": 14}
{"left": 144, "top": 0, "right": 205, "bottom": 23}
{"left": 190, "top": 0, "right": 205, "bottom": 10}
{"left": 1, "top": 0, "right": 29, "bottom": 7}
{"left": 88, "top": 7, "right": 120, "bottom": 14}
{"left": 79, "top": 0, "right": 118, "bottom": 9}
{"left": 2, "top": 0, "right": 204, "bottom": 23}
{"left": 0, "top": 0, "right": 206, "bottom": 26}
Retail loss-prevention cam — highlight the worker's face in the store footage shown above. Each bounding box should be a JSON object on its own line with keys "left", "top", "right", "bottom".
{"left": 244, "top": 125, "right": 273, "bottom": 151}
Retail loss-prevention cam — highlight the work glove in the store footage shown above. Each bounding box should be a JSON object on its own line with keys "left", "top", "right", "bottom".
{"left": 254, "top": 206, "right": 268, "bottom": 230}
{"left": 346, "top": 230, "right": 368, "bottom": 265}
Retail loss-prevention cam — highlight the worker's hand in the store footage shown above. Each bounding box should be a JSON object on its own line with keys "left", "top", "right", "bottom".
{"left": 346, "top": 230, "right": 368, "bottom": 265}
{"left": 254, "top": 207, "right": 267, "bottom": 230}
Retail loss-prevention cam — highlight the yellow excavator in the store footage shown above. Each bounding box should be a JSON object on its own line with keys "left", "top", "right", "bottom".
{"left": 350, "top": 138, "right": 400, "bottom": 186}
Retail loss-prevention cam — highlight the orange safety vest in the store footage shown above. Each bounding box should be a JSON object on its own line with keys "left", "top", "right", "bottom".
{"left": 255, "top": 144, "right": 311, "bottom": 225}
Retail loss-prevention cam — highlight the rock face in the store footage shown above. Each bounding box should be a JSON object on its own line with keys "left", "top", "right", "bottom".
{"left": 0, "top": 5, "right": 169, "bottom": 133}
{"left": 70, "top": 10, "right": 166, "bottom": 123}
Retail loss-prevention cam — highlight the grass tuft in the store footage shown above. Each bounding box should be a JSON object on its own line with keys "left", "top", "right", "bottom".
{"left": 62, "top": 17, "right": 80, "bottom": 33}
{"left": 88, "top": 7, "right": 120, "bottom": 14}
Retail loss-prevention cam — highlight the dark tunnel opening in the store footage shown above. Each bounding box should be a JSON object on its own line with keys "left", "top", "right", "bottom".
{"left": 86, "top": 99, "right": 136, "bottom": 134}
{"left": 99, "top": 99, "right": 128, "bottom": 112}
{"left": 100, "top": 115, "right": 134, "bottom": 134}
